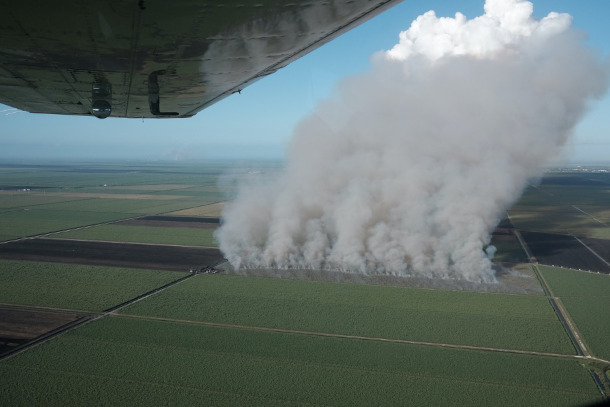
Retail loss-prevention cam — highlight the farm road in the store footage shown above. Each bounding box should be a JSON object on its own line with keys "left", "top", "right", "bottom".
{"left": 574, "top": 236, "right": 610, "bottom": 269}
{"left": 572, "top": 205, "right": 608, "bottom": 226}
{"left": 514, "top": 229, "right": 591, "bottom": 357}
{"left": 0, "top": 214, "right": 144, "bottom": 245}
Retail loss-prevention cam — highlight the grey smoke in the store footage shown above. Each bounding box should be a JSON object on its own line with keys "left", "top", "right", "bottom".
{"left": 216, "top": 0, "right": 608, "bottom": 283}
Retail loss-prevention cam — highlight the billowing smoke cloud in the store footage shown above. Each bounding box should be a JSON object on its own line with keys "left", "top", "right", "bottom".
{"left": 216, "top": 0, "right": 607, "bottom": 283}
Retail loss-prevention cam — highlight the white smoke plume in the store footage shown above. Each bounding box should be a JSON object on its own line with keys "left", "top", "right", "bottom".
{"left": 216, "top": 0, "right": 608, "bottom": 283}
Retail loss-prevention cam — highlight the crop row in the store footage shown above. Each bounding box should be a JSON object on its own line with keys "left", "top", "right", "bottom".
{"left": 0, "top": 316, "right": 599, "bottom": 406}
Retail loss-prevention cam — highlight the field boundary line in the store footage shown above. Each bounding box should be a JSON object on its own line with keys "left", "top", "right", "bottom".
{"left": 104, "top": 274, "right": 195, "bottom": 314}
{"left": 573, "top": 236, "right": 610, "bottom": 269}
{"left": 572, "top": 205, "right": 608, "bottom": 226}
{"left": 114, "top": 312, "right": 592, "bottom": 361}
{"left": 512, "top": 228, "right": 535, "bottom": 263}
{"left": 0, "top": 215, "right": 146, "bottom": 245}
{"left": 529, "top": 264, "right": 610, "bottom": 397}
{"left": 0, "top": 272, "right": 197, "bottom": 362}
{"left": 0, "top": 315, "right": 91, "bottom": 361}
{"left": 530, "top": 264, "right": 589, "bottom": 357}
{"left": 40, "top": 237, "right": 216, "bottom": 250}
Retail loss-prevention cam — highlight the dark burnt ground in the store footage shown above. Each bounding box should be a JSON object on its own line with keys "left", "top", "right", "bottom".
{"left": 520, "top": 231, "right": 610, "bottom": 274}
{"left": 579, "top": 237, "right": 610, "bottom": 264}
{"left": 115, "top": 216, "right": 221, "bottom": 229}
{"left": 0, "top": 308, "right": 86, "bottom": 356}
{"left": 0, "top": 239, "right": 224, "bottom": 272}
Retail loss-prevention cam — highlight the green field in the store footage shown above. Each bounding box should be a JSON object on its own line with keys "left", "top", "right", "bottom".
{"left": 0, "top": 316, "right": 599, "bottom": 406}
{"left": 0, "top": 194, "right": 86, "bottom": 210}
{"left": 0, "top": 260, "right": 185, "bottom": 311}
{"left": 121, "top": 274, "right": 574, "bottom": 354}
{"left": 0, "top": 209, "right": 130, "bottom": 240}
{"left": 52, "top": 224, "right": 217, "bottom": 247}
{"left": 0, "top": 163, "right": 235, "bottom": 242}
{"left": 539, "top": 265, "right": 610, "bottom": 361}
{"left": 0, "top": 163, "right": 232, "bottom": 189}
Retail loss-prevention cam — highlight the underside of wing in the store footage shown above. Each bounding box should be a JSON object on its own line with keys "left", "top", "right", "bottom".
{"left": 0, "top": 0, "right": 400, "bottom": 118}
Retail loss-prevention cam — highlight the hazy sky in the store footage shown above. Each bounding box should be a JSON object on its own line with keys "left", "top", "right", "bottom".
{"left": 1, "top": 0, "right": 609, "bottom": 163}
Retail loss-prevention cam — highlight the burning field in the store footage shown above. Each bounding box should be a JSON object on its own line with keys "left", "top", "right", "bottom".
{"left": 216, "top": 0, "right": 608, "bottom": 283}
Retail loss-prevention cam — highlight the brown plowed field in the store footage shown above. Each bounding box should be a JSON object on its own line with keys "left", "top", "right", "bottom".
{"left": 0, "top": 238, "right": 224, "bottom": 271}
{"left": 520, "top": 231, "right": 610, "bottom": 274}
{"left": 0, "top": 307, "right": 85, "bottom": 356}
{"left": 116, "top": 216, "right": 220, "bottom": 229}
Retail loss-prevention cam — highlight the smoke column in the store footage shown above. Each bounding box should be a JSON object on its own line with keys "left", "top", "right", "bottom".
{"left": 216, "top": 0, "right": 607, "bottom": 283}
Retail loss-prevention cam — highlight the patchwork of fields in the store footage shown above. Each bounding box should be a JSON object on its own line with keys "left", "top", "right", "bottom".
{"left": 121, "top": 274, "right": 574, "bottom": 354}
{"left": 520, "top": 231, "right": 610, "bottom": 273}
{"left": 0, "top": 316, "right": 599, "bottom": 407}
{"left": 540, "top": 265, "right": 610, "bottom": 362}
{"left": 0, "top": 163, "right": 608, "bottom": 405}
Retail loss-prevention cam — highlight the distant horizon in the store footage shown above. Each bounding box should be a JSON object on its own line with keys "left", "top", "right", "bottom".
{"left": 1, "top": 157, "right": 609, "bottom": 169}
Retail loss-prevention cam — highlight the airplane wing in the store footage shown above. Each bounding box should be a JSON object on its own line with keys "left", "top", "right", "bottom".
{"left": 0, "top": 0, "right": 400, "bottom": 119}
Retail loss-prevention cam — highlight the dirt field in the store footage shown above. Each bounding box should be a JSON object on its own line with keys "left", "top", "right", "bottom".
{"left": 579, "top": 237, "right": 610, "bottom": 264}
{"left": 0, "top": 307, "right": 85, "bottom": 356}
{"left": 115, "top": 216, "right": 220, "bottom": 229}
{"left": 0, "top": 239, "right": 224, "bottom": 272}
{"left": 520, "top": 231, "right": 610, "bottom": 274}
{"left": 169, "top": 202, "right": 224, "bottom": 217}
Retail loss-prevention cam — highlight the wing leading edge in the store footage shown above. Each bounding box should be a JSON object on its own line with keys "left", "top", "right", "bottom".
{"left": 0, "top": 0, "right": 401, "bottom": 119}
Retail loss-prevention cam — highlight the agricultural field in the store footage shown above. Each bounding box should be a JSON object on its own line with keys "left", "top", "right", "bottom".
{"left": 168, "top": 202, "right": 224, "bottom": 217}
{"left": 509, "top": 171, "right": 610, "bottom": 239}
{"left": 121, "top": 274, "right": 574, "bottom": 354}
{"left": 539, "top": 265, "right": 610, "bottom": 362}
{"left": 520, "top": 231, "right": 610, "bottom": 273}
{"left": 0, "top": 162, "right": 235, "bottom": 242}
{"left": 50, "top": 224, "right": 217, "bottom": 247}
{"left": 509, "top": 170, "right": 610, "bottom": 273}
{"left": 0, "top": 259, "right": 186, "bottom": 311}
{"left": 580, "top": 236, "right": 610, "bottom": 264}
{"left": 117, "top": 215, "right": 220, "bottom": 228}
{"left": 0, "top": 193, "right": 84, "bottom": 209}
{"left": 0, "top": 163, "right": 608, "bottom": 405}
{"left": 490, "top": 221, "right": 528, "bottom": 264}
{"left": 0, "top": 307, "right": 86, "bottom": 356}
{"left": 0, "top": 239, "right": 223, "bottom": 271}
{"left": 0, "top": 162, "right": 230, "bottom": 189}
{"left": 0, "top": 316, "right": 600, "bottom": 407}
{"left": 0, "top": 208, "right": 131, "bottom": 240}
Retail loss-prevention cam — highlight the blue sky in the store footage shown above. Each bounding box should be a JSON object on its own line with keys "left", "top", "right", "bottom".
{"left": 1, "top": 0, "right": 609, "bottom": 163}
